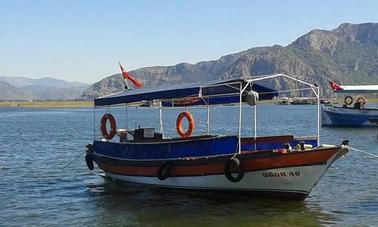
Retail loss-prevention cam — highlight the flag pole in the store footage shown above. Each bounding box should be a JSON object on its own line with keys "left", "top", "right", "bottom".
{"left": 119, "top": 62, "right": 130, "bottom": 90}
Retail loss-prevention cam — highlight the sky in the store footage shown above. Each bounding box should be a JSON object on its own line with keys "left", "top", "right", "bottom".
{"left": 0, "top": 0, "right": 378, "bottom": 83}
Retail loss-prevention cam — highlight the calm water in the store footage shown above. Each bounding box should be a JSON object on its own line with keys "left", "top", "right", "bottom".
{"left": 0, "top": 105, "right": 377, "bottom": 226}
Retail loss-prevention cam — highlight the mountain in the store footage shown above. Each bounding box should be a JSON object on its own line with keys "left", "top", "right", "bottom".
{"left": 21, "top": 85, "right": 89, "bottom": 100}
{"left": 0, "top": 77, "right": 89, "bottom": 100}
{"left": 289, "top": 23, "right": 378, "bottom": 84}
{"left": 0, "top": 76, "right": 87, "bottom": 88}
{"left": 85, "top": 23, "right": 376, "bottom": 99}
{"left": 0, "top": 81, "right": 34, "bottom": 100}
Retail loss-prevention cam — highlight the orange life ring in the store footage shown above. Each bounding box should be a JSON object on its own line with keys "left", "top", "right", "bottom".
{"left": 356, "top": 97, "right": 367, "bottom": 105}
{"left": 100, "top": 114, "right": 117, "bottom": 139}
{"left": 176, "top": 111, "right": 195, "bottom": 138}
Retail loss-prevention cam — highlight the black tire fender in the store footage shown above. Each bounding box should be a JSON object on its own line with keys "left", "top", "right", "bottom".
{"left": 224, "top": 157, "right": 244, "bottom": 182}
{"left": 158, "top": 161, "right": 173, "bottom": 180}
{"left": 85, "top": 153, "right": 94, "bottom": 170}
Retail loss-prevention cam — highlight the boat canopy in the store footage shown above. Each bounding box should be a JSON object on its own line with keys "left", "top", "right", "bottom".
{"left": 333, "top": 85, "right": 378, "bottom": 94}
{"left": 94, "top": 78, "right": 278, "bottom": 107}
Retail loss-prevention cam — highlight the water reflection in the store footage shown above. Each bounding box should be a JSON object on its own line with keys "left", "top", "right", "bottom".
{"left": 1, "top": 107, "right": 377, "bottom": 226}
{"left": 87, "top": 178, "right": 335, "bottom": 226}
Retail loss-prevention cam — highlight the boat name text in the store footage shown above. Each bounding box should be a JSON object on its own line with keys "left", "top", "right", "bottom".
{"left": 262, "top": 171, "right": 301, "bottom": 177}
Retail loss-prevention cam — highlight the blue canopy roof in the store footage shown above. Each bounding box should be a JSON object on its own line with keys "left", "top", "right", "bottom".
{"left": 94, "top": 78, "right": 278, "bottom": 107}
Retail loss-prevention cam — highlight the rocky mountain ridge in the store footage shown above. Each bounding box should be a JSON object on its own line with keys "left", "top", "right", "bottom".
{"left": 81, "top": 23, "right": 378, "bottom": 99}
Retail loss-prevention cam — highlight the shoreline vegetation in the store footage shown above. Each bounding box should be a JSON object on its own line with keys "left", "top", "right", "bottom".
{"left": 0, "top": 100, "right": 93, "bottom": 108}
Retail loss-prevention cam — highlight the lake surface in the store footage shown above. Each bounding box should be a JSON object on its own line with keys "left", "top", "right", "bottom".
{"left": 0, "top": 105, "right": 377, "bottom": 226}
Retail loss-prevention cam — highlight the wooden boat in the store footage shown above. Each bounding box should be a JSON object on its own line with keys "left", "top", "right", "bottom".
{"left": 322, "top": 81, "right": 378, "bottom": 127}
{"left": 85, "top": 74, "right": 348, "bottom": 200}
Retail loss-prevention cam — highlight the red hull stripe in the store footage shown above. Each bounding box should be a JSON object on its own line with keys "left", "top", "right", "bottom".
{"left": 96, "top": 147, "right": 340, "bottom": 177}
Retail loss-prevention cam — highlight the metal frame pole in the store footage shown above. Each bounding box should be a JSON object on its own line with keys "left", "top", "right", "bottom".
{"left": 125, "top": 104, "right": 128, "bottom": 129}
{"left": 311, "top": 85, "right": 320, "bottom": 145}
{"left": 254, "top": 104, "right": 257, "bottom": 150}
{"left": 237, "top": 81, "right": 253, "bottom": 154}
{"left": 206, "top": 102, "right": 210, "bottom": 135}
{"left": 93, "top": 106, "right": 96, "bottom": 140}
{"left": 317, "top": 86, "right": 320, "bottom": 145}
{"left": 238, "top": 82, "right": 242, "bottom": 154}
{"left": 159, "top": 101, "right": 164, "bottom": 138}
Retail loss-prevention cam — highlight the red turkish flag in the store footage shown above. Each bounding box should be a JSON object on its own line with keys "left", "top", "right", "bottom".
{"left": 119, "top": 63, "right": 144, "bottom": 88}
{"left": 329, "top": 81, "right": 343, "bottom": 91}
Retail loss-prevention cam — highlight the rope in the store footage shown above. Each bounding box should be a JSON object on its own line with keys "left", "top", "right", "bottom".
{"left": 62, "top": 149, "right": 87, "bottom": 170}
{"left": 348, "top": 146, "right": 378, "bottom": 159}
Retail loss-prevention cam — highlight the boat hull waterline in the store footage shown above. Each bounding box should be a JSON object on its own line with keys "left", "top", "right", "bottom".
{"left": 92, "top": 146, "right": 347, "bottom": 199}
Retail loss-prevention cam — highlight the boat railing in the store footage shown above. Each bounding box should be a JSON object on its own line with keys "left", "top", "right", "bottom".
{"left": 93, "top": 74, "right": 321, "bottom": 153}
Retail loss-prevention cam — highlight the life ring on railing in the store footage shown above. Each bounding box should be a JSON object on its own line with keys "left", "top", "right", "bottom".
{"left": 356, "top": 97, "right": 367, "bottom": 105}
{"left": 157, "top": 161, "right": 173, "bottom": 180}
{"left": 176, "top": 111, "right": 195, "bottom": 138}
{"left": 344, "top": 96, "right": 353, "bottom": 105}
{"left": 224, "top": 157, "right": 244, "bottom": 182}
{"left": 100, "top": 114, "right": 117, "bottom": 139}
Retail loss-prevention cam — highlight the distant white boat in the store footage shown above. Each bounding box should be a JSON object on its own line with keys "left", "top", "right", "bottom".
{"left": 322, "top": 81, "right": 378, "bottom": 127}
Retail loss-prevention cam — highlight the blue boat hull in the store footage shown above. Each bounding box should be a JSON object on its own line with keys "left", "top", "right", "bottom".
{"left": 321, "top": 105, "right": 378, "bottom": 127}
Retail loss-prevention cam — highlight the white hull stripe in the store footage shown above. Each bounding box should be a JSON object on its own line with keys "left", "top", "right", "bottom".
{"left": 104, "top": 163, "right": 330, "bottom": 194}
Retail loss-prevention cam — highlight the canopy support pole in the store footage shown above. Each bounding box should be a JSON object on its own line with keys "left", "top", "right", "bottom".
{"left": 207, "top": 103, "right": 210, "bottom": 135}
{"left": 311, "top": 85, "right": 320, "bottom": 145}
{"left": 317, "top": 86, "right": 320, "bottom": 145}
{"left": 159, "top": 102, "right": 164, "bottom": 138}
{"left": 237, "top": 81, "right": 252, "bottom": 154}
{"left": 254, "top": 104, "right": 257, "bottom": 150}
{"left": 93, "top": 106, "right": 96, "bottom": 140}
{"left": 200, "top": 95, "right": 210, "bottom": 135}
{"left": 125, "top": 104, "right": 128, "bottom": 129}
{"left": 238, "top": 83, "right": 242, "bottom": 154}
